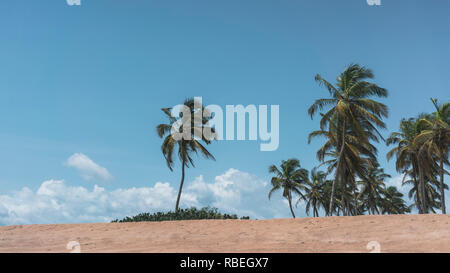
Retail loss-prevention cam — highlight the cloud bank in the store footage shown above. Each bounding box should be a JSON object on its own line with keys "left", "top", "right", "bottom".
{"left": 0, "top": 169, "right": 291, "bottom": 225}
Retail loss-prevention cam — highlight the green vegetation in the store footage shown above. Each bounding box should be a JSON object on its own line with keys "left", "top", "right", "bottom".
{"left": 267, "top": 64, "right": 448, "bottom": 217}
{"left": 155, "top": 63, "right": 448, "bottom": 218}
{"left": 268, "top": 158, "right": 308, "bottom": 218}
{"left": 111, "top": 207, "right": 250, "bottom": 222}
{"left": 308, "top": 64, "right": 388, "bottom": 216}
{"left": 156, "top": 98, "right": 215, "bottom": 212}
{"left": 387, "top": 106, "right": 449, "bottom": 214}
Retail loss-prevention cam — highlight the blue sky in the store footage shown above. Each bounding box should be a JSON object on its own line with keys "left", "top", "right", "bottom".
{"left": 0, "top": 0, "right": 449, "bottom": 225}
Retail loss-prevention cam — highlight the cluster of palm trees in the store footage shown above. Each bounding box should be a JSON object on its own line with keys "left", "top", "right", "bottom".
{"left": 157, "top": 63, "right": 449, "bottom": 218}
{"left": 269, "top": 64, "right": 449, "bottom": 218}
{"left": 387, "top": 99, "right": 450, "bottom": 214}
{"left": 269, "top": 158, "right": 410, "bottom": 218}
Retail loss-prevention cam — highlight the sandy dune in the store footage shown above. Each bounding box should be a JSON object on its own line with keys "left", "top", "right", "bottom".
{"left": 1, "top": 214, "right": 449, "bottom": 253}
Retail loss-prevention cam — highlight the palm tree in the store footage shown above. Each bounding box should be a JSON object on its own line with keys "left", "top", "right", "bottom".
{"left": 379, "top": 186, "right": 411, "bottom": 214}
{"left": 387, "top": 118, "right": 421, "bottom": 212}
{"left": 308, "top": 114, "right": 378, "bottom": 215}
{"left": 157, "top": 98, "right": 215, "bottom": 211}
{"left": 308, "top": 64, "right": 388, "bottom": 215}
{"left": 414, "top": 98, "right": 450, "bottom": 213}
{"left": 387, "top": 115, "right": 439, "bottom": 213}
{"left": 268, "top": 158, "right": 308, "bottom": 218}
{"left": 357, "top": 163, "right": 389, "bottom": 214}
{"left": 303, "top": 168, "right": 327, "bottom": 217}
{"left": 320, "top": 179, "right": 335, "bottom": 216}
{"left": 403, "top": 172, "right": 443, "bottom": 213}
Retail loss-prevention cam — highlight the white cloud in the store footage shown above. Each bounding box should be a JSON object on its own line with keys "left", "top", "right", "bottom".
{"left": 66, "top": 153, "right": 113, "bottom": 181}
{"left": 185, "top": 168, "right": 285, "bottom": 219}
{"left": 0, "top": 179, "right": 177, "bottom": 225}
{"left": 0, "top": 169, "right": 293, "bottom": 226}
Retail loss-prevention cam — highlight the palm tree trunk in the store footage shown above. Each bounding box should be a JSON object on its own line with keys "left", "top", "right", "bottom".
{"left": 341, "top": 177, "right": 347, "bottom": 216}
{"left": 288, "top": 192, "right": 296, "bottom": 219}
{"left": 312, "top": 201, "right": 317, "bottom": 217}
{"left": 439, "top": 154, "right": 446, "bottom": 214}
{"left": 418, "top": 164, "right": 427, "bottom": 213}
{"left": 329, "top": 175, "right": 338, "bottom": 215}
{"left": 329, "top": 119, "right": 346, "bottom": 215}
{"left": 413, "top": 174, "right": 423, "bottom": 214}
{"left": 175, "top": 160, "right": 186, "bottom": 212}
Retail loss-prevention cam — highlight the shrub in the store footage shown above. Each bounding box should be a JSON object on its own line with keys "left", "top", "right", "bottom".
{"left": 111, "top": 207, "right": 250, "bottom": 222}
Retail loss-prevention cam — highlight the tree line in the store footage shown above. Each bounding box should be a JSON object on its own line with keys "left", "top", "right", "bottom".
{"left": 157, "top": 64, "right": 449, "bottom": 218}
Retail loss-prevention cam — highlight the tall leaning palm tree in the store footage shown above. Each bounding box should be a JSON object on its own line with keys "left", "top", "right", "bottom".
{"left": 414, "top": 98, "right": 450, "bottom": 214}
{"left": 157, "top": 98, "right": 215, "bottom": 211}
{"left": 268, "top": 158, "right": 308, "bottom": 218}
{"left": 308, "top": 64, "right": 388, "bottom": 215}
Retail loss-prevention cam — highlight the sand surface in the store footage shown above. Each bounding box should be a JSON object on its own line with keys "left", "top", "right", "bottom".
{"left": 1, "top": 214, "right": 449, "bottom": 253}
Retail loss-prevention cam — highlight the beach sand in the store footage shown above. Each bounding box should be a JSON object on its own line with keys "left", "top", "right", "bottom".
{"left": 1, "top": 214, "right": 449, "bottom": 253}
